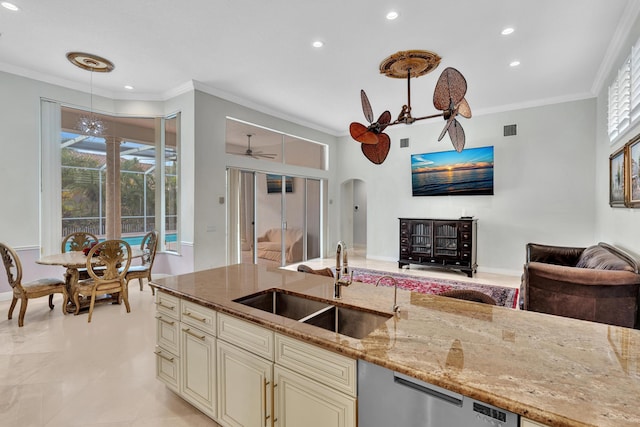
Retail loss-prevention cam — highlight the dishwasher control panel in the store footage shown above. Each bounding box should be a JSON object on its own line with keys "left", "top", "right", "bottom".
{"left": 473, "top": 402, "right": 507, "bottom": 422}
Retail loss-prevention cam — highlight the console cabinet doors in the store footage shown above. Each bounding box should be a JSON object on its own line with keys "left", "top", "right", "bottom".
{"left": 217, "top": 340, "right": 273, "bottom": 427}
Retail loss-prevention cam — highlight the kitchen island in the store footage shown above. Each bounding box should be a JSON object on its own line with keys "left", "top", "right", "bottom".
{"left": 151, "top": 263, "right": 640, "bottom": 427}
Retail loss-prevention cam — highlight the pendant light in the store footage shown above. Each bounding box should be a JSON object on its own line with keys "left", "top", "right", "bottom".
{"left": 66, "top": 52, "right": 115, "bottom": 136}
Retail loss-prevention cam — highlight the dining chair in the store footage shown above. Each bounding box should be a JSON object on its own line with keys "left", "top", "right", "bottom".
{"left": 1, "top": 242, "right": 67, "bottom": 327}
{"left": 73, "top": 239, "right": 132, "bottom": 323}
{"left": 62, "top": 231, "right": 100, "bottom": 279}
{"left": 61, "top": 231, "right": 99, "bottom": 253}
{"left": 124, "top": 230, "right": 159, "bottom": 295}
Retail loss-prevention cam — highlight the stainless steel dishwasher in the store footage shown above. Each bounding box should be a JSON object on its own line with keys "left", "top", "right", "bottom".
{"left": 358, "top": 360, "right": 518, "bottom": 427}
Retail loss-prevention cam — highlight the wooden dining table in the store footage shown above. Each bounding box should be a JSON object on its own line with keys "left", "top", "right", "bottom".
{"left": 36, "top": 248, "right": 143, "bottom": 313}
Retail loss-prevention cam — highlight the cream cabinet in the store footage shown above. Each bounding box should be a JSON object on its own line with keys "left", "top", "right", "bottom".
{"left": 180, "top": 301, "right": 217, "bottom": 419}
{"left": 217, "top": 340, "right": 273, "bottom": 427}
{"left": 274, "top": 366, "right": 356, "bottom": 427}
{"left": 274, "top": 334, "right": 356, "bottom": 427}
{"left": 154, "top": 292, "right": 181, "bottom": 393}
{"left": 521, "top": 419, "right": 550, "bottom": 427}
{"left": 155, "top": 292, "right": 357, "bottom": 427}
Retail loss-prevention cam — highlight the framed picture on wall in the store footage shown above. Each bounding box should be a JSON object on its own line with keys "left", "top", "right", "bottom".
{"left": 609, "top": 146, "right": 627, "bottom": 207}
{"left": 625, "top": 134, "right": 640, "bottom": 207}
{"left": 266, "top": 174, "right": 293, "bottom": 193}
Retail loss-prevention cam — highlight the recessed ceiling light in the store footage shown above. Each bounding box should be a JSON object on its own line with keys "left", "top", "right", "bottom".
{"left": 1, "top": 2, "right": 19, "bottom": 11}
{"left": 124, "top": 85, "right": 134, "bottom": 90}
{"left": 501, "top": 27, "right": 515, "bottom": 35}
{"left": 312, "top": 40, "right": 324, "bottom": 48}
{"left": 510, "top": 60, "right": 521, "bottom": 67}
{"left": 386, "top": 11, "right": 399, "bottom": 20}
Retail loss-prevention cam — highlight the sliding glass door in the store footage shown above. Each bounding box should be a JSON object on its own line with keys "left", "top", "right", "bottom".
{"left": 228, "top": 168, "right": 323, "bottom": 267}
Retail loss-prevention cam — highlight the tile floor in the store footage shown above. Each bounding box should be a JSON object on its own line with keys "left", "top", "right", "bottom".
{"left": 0, "top": 256, "right": 520, "bottom": 427}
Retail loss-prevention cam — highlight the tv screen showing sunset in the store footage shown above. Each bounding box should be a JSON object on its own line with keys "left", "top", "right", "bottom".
{"left": 411, "top": 146, "right": 494, "bottom": 196}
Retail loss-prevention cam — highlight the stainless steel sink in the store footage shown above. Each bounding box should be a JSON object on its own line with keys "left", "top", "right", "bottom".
{"left": 233, "top": 289, "right": 392, "bottom": 339}
{"left": 302, "top": 305, "right": 392, "bottom": 339}
{"left": 233, "top": 289, "right": 331, "bottom": 321}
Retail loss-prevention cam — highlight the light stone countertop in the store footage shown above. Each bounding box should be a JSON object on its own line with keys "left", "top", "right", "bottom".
{"left": 151, "top": 263, "right": 640, "bottom": 427}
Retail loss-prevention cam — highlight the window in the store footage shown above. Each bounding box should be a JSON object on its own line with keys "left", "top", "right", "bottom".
{"left": 607, "top": 36, "right": 640, "bottom": 142}
{"left": 59, "top": 107, "right": 179, "bottom": 252}
{"left": 225, "top": 117, "right": 328, "bottom": 170}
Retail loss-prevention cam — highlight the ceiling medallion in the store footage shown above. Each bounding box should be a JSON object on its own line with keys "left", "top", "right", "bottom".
{"left": 66, "top": 52, "right": 114, "bottom": 137}
{"left": 349, "top": 50, "right": 472, "bottom": 164}
{"left": 379, "top": 49, "right": 441, "bottom": 79}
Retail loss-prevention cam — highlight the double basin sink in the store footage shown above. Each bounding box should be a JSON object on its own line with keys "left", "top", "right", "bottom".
{"left": 234, "top": 289, "right": 392, "bottom": 339}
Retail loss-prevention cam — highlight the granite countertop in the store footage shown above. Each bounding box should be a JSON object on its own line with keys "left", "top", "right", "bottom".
{"left": 150, "top": 263, "right": 640, "bottom": 427}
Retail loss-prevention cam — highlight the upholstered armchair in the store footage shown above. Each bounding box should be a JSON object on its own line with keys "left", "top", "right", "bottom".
{"left": 521, "top": 242, "right": 640, "bottom": 328}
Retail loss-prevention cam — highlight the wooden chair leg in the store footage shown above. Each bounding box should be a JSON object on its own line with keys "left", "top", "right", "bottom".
{"left": 18, "top": 297, "right": 28, "bottom": 327}
{"left": 61, "top": 288, "right": 69, "bottom": 315}
{"left": 8, "top": 296, "right": 17, "bottom": 320}
{"left": 48, "top": 294, "right": 55, "bottom": 310}
{"left": 122, "top": 284, "right": 131, "bottom": 313}
{"left": 73, "top": 291, "right": 81, "bottom": 315}
{"left": 87, "top": 292, "right": 96, "bottom": 323}
{"left": 139, "top": 278, "right": 144, "bottom": 291}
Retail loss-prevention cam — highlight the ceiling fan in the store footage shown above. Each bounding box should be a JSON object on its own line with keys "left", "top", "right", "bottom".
{"left": 237, "top": 134, "right": 277, "bottom": 159}
{"left": 350, "top": 50, "right": 472, "bottom": 164}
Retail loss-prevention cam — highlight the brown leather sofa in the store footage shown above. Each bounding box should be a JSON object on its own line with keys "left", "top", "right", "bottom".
{"left": 520, "top": 242, "right": 640, "bottom": 328}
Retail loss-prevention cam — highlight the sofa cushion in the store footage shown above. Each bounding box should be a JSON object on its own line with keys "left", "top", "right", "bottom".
{"left": 575, "top": 245, "right": 635, "bottom": 272}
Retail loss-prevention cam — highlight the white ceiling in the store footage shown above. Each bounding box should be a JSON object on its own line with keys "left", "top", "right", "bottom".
{"left": 0, "top": 0, "right": 635, "bottom": 136}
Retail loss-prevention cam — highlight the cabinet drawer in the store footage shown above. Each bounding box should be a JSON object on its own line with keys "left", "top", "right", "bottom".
{"left": 156, "top": 313, "right": 180, "bottom": 354}
{"left": 460, "top": 222, "right": 472, "bottom": 231}
{"left": 275, "top": 334, "right": 357, "bottom": 397}
{"left": 155, "top": 345, "right": 180, "bottom": 393}
{"left": 181, "top": 300, "right": 217, "bottom": 335}
{"left": 217, "top": 313, "right": 274, "bottom": 361}
{"left": 461, "top": 232, "right": 471, "bottom": 240}
{"left": 156, "top": 291, "right": 180, "bottom": 319}
{"left": 461, "top": 241, "right": 471, "bottom": 250}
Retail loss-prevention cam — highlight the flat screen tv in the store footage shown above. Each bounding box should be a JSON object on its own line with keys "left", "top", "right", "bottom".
{"left": 411, "top": 146, "right": 494, "bottom": 196}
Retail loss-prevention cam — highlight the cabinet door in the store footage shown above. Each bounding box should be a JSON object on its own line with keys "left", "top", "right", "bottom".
{"left": 217, "top": 340, "right": 273, "bottom": 427}
{"left": 433, "top": 221, "right": 459, "bottom": 258}
{"left": 274, "top": 366, "right": 355, "bottom": 427}
{"left": 181, "top": 325, "right": 216, "bottom": 418}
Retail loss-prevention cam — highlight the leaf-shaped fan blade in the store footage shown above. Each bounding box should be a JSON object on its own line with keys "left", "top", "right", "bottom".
{"left": 433, "top": 67, "right": 468, "bottom": 111}
{"left": 361, "top": 90, "right": 374, "bottom": 124}
{"left": 438, "top": 115, "right": 455, "bottom": 142}
{"left": 375, "top": 110, "right": 392, "bottom": 133}
{"left": 361, "top": 133, "right": 391, "bottom": 164}
{"left": 350, "top": 122, "right": 379, "bottom": 145}
{"left": 457, "top": 98, "right": 472, "bottom": 118}
{"left": 448, "top": 119, "right": 466, "bottom": 153}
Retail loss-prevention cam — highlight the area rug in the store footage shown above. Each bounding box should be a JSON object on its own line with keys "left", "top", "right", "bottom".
{"left": 348, "top": 267, "right": 519, "bottom": 309}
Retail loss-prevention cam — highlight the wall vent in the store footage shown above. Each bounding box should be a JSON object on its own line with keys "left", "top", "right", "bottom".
{"left": 400, "top": 138, "right": 410, "bottom": 148}
{"left": 503, "top": 124, "right": 517, "bottom": 136}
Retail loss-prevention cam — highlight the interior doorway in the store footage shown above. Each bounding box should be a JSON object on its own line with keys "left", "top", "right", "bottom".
{"left": 340, "top": 179, "right": 367, "bottom": 258}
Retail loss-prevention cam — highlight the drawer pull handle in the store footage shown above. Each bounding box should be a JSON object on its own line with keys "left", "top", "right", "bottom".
{"left": 264, "top": 379, "right": 270, "bottom": 426}
{"left": 184, "top": 311, "right": 207, "bottom": 323}
{"left": 155, "top": 315, "right": 175, "bottom": 325}
{"left": 156, "top": 301, "right": 176, "bottom": 310}
{"left": 183, "top": 328, "right": 206, "bottom": 340}
{"left": 154, "top": 350, "right": 174, "bottom": 362}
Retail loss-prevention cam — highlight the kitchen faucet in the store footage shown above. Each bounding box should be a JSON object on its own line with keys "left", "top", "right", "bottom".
{"left": 375, "top": 275, "right": 400, "bottom": 313}
{"left": 334, "top": 241, "right": 353, "bottom": 299}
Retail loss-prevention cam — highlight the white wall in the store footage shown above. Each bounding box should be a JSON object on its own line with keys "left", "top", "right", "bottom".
{"left": 337, "top": 99, "right": 597, "bottom": 275}
{"left": 192, "top": 89, "right": 338, "bottom": 271}
{"left": 594, "top": 15, "right": 640, "bottom": 258}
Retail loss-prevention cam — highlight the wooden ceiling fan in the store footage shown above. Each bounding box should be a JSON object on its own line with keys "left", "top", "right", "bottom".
{"left": 349, "top": 50, "right": 472, "bottom": 164}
